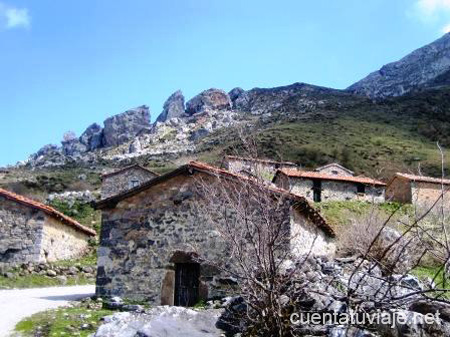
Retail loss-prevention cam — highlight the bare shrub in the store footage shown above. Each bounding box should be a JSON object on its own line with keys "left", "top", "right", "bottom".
{"left": 339, "top": 210, "right": 422, "bottom": 274}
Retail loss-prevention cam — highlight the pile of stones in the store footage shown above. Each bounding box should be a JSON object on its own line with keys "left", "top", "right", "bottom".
{"left": 1, "top": 262, "right": 96, "bottom": 284}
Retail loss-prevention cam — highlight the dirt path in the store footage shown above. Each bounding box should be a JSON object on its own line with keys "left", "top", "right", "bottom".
{"left": 0, "top": 285, "right": 95, "bottom": 336}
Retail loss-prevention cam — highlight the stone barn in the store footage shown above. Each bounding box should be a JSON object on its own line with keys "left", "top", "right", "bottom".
{"left": 386, "top": 173, "right": 450, "bottom": 207}
{"left": 95, "top": 161, "right": 335, "bottom": 305}
{"left": 0, "top": 188, "right": 96, "bottom": 264}
{"left": 222, "top": 155, "right": 298, "bottom": 180}
{"left": 101, "top": 164, "right": 159, "bottom": 199}
{"left": 273, "top": 168, "right": 386, "bottom": 203}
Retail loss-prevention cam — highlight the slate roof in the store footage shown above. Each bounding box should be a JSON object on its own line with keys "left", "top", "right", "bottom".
{"left": 274, "top": 168, "right": 386, "bottom": 186}
{"left": 96, "top": 161, "right": 335, "bottom": 237}
{"left": 0, "top": 188, "right": 96, "bottom": 236}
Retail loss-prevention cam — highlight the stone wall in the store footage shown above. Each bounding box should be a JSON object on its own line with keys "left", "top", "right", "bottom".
{"left": 101, "top": 167, "right": 158, "bottom": 199}
{"left": 315, "top": 165, "right": 353, "bottom": 177}
{"left": 96, "top": 171, "right": 333, "bottom": 304}
{"left": 39, "top": 216, "right": 91, "bottom": 263}
{"left": 386, "top": 177, "right": 412, "bottom": 203}
{"left": 288, "top": 178, "right": 385, "bottom": 203}
{"left": 290, "top": 210, "right": 335, "bottom": 257}
{"left": 0, "top": 197, "right": 44, "bottom": 264}
{"left": 97, "top": 174, "right": 230, "bottom": 303}
{"left": 225, "top": 159, "right": 296, "bottom": 180}
{"left": 411, "top": 182, "right": 450, "bottom": 208}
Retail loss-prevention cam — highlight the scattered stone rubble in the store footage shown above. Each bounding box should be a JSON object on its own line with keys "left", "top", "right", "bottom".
{"left": 47, "top": 190, "right": 97, "bottom": 206}
{"left": 0, "top": 262, "right": 96, "bottom": 284}
{"left": 90, "top": 255, "right": 450, "bottom": 337}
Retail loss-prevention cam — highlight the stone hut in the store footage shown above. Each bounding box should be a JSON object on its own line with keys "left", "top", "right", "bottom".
{"left": 95, "top": 161, "right": 335, "bottom": 305}
{"left": 0, "top": 188, "right": 96, "bottom": 264}
{"left": 273, "top": 168, "right": 386, "bottom": 203}
{"left": 222, "top": 155, "right": 298, "bottom": 180}
{"left": 101, "top": 164, "right": 159, "bottom": 199}
{"left": 386, "top": 173, "right": 450, "bottom": 207}
{"left": 315, "top": 163, "right": 354, "bottom": 177}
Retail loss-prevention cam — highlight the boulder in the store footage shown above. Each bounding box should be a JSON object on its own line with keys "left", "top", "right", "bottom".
{"left": 94, "top": 307, "right": 223, "bottom": 337}
{"left": 46, "top": 270, "right": 57, "bottom": 277}
{"left": 156, "top": 90, "right": 186, "bottom": 122}
{"left": 80, "top": 123, "right": 104, "bottom": 151}
{"left": 103, "top": 106, "right": 151, "bottom": 147}
{"left": 128, "top": 138, "right": 142, "bottom": 154}
{"left": 185, "top": 89, "right": 232, "bottom": 115}
{"left": 61, "top": 138, "right": 87, "bottom": 157}
{"left": 228, "top": 87, "right": 245, "bottom": 108}
{"left": 34, "top": 144, "right": 61, "bottom": 158}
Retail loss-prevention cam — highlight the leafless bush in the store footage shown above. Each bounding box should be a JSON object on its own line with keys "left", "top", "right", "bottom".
{"left": 339, "top": 210, "right": 422, "bottom": 274}
{"left": 194, "top": 139, "right": 450, "bottom": 336}
{"left": 194, "top": 170, "right": 302, "bottom": 336}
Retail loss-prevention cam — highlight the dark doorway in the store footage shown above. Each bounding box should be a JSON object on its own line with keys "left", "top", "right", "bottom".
{"left": 313, "top": 180, "right": 322, "bottom": 202}
{"left": 357, "top": 183, "right": 366, "bottom": 194}
{"left": 174, "top": 263, "right": 200, "bottom": 306}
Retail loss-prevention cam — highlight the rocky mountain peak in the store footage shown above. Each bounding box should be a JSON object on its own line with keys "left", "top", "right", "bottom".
{"left": 103, "top": 105, "right": 151, "bottom": 147}
{"left": 185, "top": 88, "right": 232, "bottom": 115}
{"left": 348, "top": 33, "right": 450, "bottom": 99}
{"left": 156, "top": 90, "right": 186, "bottom": 123}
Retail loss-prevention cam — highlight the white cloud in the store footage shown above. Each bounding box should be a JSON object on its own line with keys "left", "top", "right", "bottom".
{"left": 0, "top": 2, "right": 30, "bottom": 30}
{"left": 412, "top": 0, "right": 450, "bottom": 34}
{"left": 442, "top": 22, "right": 450, "bottom": 33}
{"left": 415, "top": 0, "right": 450, "bottom": 20}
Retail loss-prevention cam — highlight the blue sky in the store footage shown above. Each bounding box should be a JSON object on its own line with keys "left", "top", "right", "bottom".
{"left": 1, "top": 0, "right": 449, "bottom": 166}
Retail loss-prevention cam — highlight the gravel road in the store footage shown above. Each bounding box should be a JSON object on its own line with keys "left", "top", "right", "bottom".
{"left": 0, "top": 285, "right": 95, "bottom": 336}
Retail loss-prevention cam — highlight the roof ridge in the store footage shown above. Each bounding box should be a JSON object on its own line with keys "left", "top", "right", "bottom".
{"left": 225, "top": 155, "right": 297, "bottom": 166}
{"left": 97, "top": 161, "right": 334, "bottom": 237}
{"left": 277, "top": 168, "right": 385, "bottom": 186}
{"left": 102, "top": 163, "right": 160, "bottom": 178}
{"left": 395, "top": 172, "right": 450, "bottom": 185}
{"left": 0, "top": 188, "right": 96, "bottom": 236}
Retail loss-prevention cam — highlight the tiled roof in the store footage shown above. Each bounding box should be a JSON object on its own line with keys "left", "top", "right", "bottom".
{"left": 225, "top": 155, "right": 297, "bottom": 167}
{"left": 96, "top": 161, "right": 335, "bottom": 237}
{"left": 394, "top": 173, "right": 450, "bottom": 185}
{"left": 102, "top": 164, "right": 159, "bottom": 179}
{"left": 0, "top": 188, "right": 96, "bottom": 236}
{"left": 276, "top": 168, "right": 386, "bottom": 186}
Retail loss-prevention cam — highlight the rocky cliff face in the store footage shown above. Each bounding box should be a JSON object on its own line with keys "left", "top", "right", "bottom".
{"left": 103, "top": 105, "right": 151, "bottom": 147}
{"left": 234, "top": 82, "right": 360, "bottom": 115}
{"left": 156, "top": 90, "right": 186, "bottom": 123}
{"left": 185, "top": 89, "right": 232, "bottom": 115}
{"left": 22, "top": 82, "right": 366, "bottom": 168}
{"left": 348, "top": 33, "right": 450, "bottom": 99}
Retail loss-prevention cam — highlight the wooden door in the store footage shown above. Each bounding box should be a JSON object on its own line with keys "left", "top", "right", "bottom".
{"left": 174, "top": 263, "right": 200, "bottom": 306}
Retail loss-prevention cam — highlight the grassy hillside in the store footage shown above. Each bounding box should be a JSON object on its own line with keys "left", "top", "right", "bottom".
{"left": 198, "top": 87, "right": 450, "bottom": 179}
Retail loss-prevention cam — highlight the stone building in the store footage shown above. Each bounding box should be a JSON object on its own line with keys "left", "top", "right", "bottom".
{"left": 315, "top": 163, "right": 354, "bottom": 177}
{"left": 386, "top": 173, "right": 450, "bottom": 207}
{"left": 0, "top": 188, "right": 96, "bottom": 264}
{"left": 222, "top": 155, "right": 298, "bottom": 180}
{"left": 273, "top": 168, "right": 386, "bottom": 203}
{"left": 95, "top": 161, "right": 335, "bottom": 305}
{"left": 101, "top": 164, "right": 159, "bottom": 199}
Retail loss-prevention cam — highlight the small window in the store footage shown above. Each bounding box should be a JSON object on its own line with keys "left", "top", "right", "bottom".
{"left": 331, "top": 170, "right": 339, "bottom": 175}
{"left": 357, "top": 183, "right": 366, "bottom": 194}
{"left": 129, "top": 179, "right": 140, "bottom": 189}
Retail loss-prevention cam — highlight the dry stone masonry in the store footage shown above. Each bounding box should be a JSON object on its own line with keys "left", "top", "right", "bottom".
{"left": 101, "top": 164, "right": 159, "bottom": 199}
{"left": 95, "top": 162, "right": 335, "bottom": 304}
{"left": 0, "top": 188, "right": 96, "bottom": 265}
